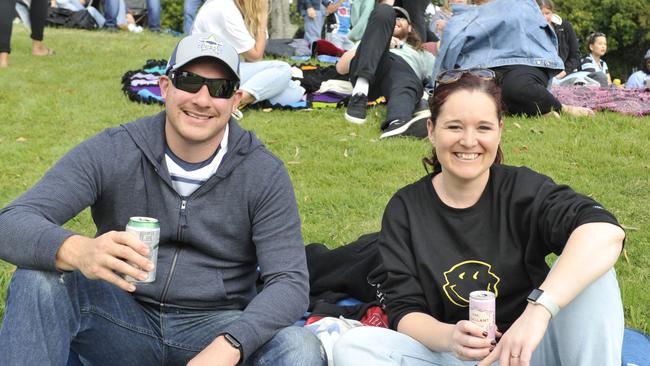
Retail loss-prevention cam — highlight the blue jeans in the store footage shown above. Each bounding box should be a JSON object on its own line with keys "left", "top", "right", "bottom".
{"left": 240, "top": 61, "right": 305, "bottom": 106}
{"left": 103, "top": 0, "right": 126, "bottom": 28}
{"left": 145, "top": 0, "right": 160, "bottom": 31}
{"left": 183, "top": 0, "right": 204, "bottom": 35}
{"left": 104, "top": 0, "right": 159, "bottom": 30}
{"left": 333, "top": 268, "right": 624, "bottom": 366}
{"left": 0, "top": 269, "right": 326, "bottom": 366}
{"left": 303, "top": 4, "right": 326, "bottom": 46}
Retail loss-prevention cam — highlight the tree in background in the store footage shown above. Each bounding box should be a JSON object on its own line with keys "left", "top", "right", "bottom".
{"left": 554, "top": 0, "right": 650, "bottom": 80}
{"left": 270, "top": 0, "right": 298, "bottom": 38}
{"left": 162, "top": 0, "right": 300, "bottom": 38}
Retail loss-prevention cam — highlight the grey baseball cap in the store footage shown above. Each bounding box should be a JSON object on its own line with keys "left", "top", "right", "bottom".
{"left": 645, "top": 49, "right": 650, "bottom": 60}
{"left": 166, "top": 33, "right": 240, "bottom": 80}
{"left": 394, "top": 6, "right": 411, "bottom": 24}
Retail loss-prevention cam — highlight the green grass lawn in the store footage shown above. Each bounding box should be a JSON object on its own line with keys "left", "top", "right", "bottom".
{"left": 1, "top": 27, "right": 649, "bottom": 332}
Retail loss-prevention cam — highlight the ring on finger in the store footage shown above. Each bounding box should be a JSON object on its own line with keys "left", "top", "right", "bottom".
{"left": 510, "top": 354, "right": 520, "bottom": 358}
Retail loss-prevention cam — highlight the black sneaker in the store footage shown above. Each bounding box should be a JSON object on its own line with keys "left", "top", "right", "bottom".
{"left": 380, "top": 111, "right": 430, "bottom": 139}
{"left": 345, "top": 93, "right": 368, "bottom": 124}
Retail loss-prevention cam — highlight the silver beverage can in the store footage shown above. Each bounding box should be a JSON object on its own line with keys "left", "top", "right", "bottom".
{"left": 124, "top": 217, "right": 160, "bottom": 283}
{"left": 469, "top": 290, "right": 496, "bottom": 341}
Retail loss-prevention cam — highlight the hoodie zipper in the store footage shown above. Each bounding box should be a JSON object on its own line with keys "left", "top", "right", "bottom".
{"left": 159, "top": 198, "right": 187, "bottom": 305}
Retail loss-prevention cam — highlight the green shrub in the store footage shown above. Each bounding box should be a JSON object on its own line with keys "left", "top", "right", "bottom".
{"left": 555, "top": 0, "right": 650, "bottom": 80}
{"left": 161, "top": 0, "right": 184, "bottom": 33}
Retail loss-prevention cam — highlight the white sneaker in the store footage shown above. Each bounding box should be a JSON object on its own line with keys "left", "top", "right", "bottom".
{"left": 128, "top": 24, "right": 143, "bottom": 33}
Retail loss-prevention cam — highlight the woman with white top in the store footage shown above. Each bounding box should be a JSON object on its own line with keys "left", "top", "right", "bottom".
{"left": 193, "top": 0, "right": 305, "bottom": 110}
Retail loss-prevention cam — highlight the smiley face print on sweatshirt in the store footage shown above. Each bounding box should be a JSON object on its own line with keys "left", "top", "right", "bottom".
{"left": 442, "top": 260, "right": 500, "bottom": 307}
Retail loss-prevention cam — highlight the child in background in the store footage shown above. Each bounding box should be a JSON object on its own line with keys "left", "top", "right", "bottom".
{"left": 579, "top": 32, "right": 612, "bottom": 87}
{"left": 326, "top": 0, "right": 354, "bottom": 50}
{"left": 299, "top": 0, "right": 334, "bottom": 46}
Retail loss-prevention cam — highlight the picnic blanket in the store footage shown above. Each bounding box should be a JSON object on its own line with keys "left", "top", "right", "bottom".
{"left": 552, "top": 85, "right": 650, "bottom": 116}
{"left": 121, "top": 59, "right": 166, "bottom": 105}
{"left": 121, "top": 60, "right": 359, "bottom": 110}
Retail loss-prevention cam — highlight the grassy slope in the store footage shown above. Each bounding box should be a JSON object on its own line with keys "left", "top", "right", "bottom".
{"left": 0, "top": 27, "right": 648, "bottom": 331}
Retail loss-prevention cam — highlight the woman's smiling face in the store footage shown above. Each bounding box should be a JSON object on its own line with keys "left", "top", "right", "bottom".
{"left": 428, "top": 89, "right": 502, "bottom": 184}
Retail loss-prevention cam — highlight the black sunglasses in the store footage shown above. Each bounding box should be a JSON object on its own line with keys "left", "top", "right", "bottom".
{"left": 169, "top": 70, "right": 239, "bottom": 98}
{"left": 434, "top": 68, "right": 496, "bottom": 89}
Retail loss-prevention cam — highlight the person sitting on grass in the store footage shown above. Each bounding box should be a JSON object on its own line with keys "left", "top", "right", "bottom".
{"left": 337, "top": 3, "right": 435, "bottom": 139}
{"left": 537, "top": 0, "right": 581, "bottom": 82}
{"left": 625, "top": 49, "right": 650, "bottom": 89}
{"left": 429, "top": 0, "right": 468, "bottom": 42}
{"left": 192, "top": 0, "right": 305, "bottom": 116}
{"left": 433, "top": 0, "right": 594, "bottom": 118}
{"left": 0, "top": 33, "right": 325, "bottom": 366}
{"left": 333, "top": 69, "right": 625, "bottom": 366}
{"left": 579, "top": 32, "right": 612, "bottom": 87}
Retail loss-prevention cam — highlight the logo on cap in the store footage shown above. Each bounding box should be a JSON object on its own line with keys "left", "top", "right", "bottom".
{"left": 198, "top": 34, "right": 223, "bottom": 55}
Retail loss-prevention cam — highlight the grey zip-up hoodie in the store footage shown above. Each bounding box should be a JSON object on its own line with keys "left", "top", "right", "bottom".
{"left": 0, "top": 112, "right": 310, "bottom": 361}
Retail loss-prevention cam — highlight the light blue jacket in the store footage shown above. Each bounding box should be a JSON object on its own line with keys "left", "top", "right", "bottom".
{"left": 432, "top": 0, "right": 564, "bottom": 81}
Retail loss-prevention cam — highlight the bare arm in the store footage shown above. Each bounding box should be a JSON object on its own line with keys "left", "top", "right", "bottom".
{"left": 398, "top": 312, "right": 493, "bottom": 360}
{"left": 479, "top": 222, "right": 624, "bottom": 365}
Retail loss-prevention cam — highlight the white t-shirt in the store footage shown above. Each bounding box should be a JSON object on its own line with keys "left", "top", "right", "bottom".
{"left": 192, "top": 0, "right": 255, "bottom": 54}
{"left": 165, "top": 125, "right": 229, "bottom": 197}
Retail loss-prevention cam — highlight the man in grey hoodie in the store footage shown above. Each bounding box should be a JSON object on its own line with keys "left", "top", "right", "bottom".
{"left": 0, "top": 33, "right": 325, "bottom": 366}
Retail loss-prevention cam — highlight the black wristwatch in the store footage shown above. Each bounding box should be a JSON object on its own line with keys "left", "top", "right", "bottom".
{"left": 222, "top": 333, "right": 243, "bottom": 363}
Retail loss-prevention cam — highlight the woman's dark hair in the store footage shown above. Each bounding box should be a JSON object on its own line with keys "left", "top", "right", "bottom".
{"left": 536, "top": 0, "right": 555, "bottom": 11}
{"left": 422, "top": 73, "right": 505, "bottom": 172}
{"left": 587, "top": 32, "right": 606, "bottom": 46}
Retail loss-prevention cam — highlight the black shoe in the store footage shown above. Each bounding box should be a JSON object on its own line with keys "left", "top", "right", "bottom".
{"left": 345, "top": 93, "right": 368, "bottom": 124}
{"left": 380, "top": 112, "right": 430, "bottom": 139}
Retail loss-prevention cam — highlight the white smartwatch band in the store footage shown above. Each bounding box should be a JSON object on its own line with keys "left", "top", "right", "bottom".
{"left": 527, "top": 289, "right": 560, "bottom": 318}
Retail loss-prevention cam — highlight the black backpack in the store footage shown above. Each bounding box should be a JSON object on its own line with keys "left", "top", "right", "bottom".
{"left": 46, "top": 7, "right": 98, "bottom": 30}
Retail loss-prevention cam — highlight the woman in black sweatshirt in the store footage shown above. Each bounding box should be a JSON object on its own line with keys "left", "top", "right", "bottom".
{"left": 333, "top": 69, "right": 625, "bottom": 366}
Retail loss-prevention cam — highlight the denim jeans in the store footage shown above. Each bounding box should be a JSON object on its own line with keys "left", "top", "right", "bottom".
{"left": 240, "top": 61, "right": 305, "bottom": 106}
{"left": 104, "top": 0, "right": 160, "bottom": 30}
{"left": 145, "top": 0, "right": 160, "bottom": 31}
{"left": 0, "top": 269, "right": 326, "bottom": 366}
{"left": 103, "top": 0, "right": 126, "bottom": 28}
{"left": 303, "top": 4, "right": 325, "bottom": 46}
{"left": 333, "top": 268, "right": 623, "bottom": 366}
{"left": 183, "top": 0, "right": 205, "bottom": 35}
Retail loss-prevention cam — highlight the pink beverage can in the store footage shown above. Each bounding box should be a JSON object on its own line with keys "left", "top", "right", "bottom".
{"left": 469, "top": 290, "right": 496, "bottom": 340}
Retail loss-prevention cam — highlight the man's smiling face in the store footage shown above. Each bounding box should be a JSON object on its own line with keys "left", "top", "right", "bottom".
{"left": 160, "top": 58, "right": 241, "bottom": 161}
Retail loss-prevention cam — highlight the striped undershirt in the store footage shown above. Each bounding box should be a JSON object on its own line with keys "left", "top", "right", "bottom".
{"left": 165, "top": 125, "right": 229, "bottom": 197}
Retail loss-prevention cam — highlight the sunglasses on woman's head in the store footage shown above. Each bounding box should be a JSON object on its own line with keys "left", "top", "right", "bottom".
{"left": 434, "top": 68, "right": 496, "bottom": 88}
{"left": 169, "top": 70, "right": 239, "bottom": 98}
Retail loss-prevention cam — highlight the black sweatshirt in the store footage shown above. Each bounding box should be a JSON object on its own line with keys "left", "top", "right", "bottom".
{"left": 375, "top": 165, "right": 620, "bottom": 331}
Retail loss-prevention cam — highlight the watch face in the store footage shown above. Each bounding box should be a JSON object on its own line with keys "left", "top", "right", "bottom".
{"left": 224, "top": 333, "right": 242, "bottom": 349}
{"left": 528, "top": 288, "right": 543, "bottom": 301}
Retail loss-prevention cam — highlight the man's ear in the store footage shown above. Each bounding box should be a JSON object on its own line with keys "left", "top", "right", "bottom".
{"left": 159, "top": 75, "right": 171, "bottom": 100}
{"left": 231, "top": 89, "right": 244, "bottom": 113}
